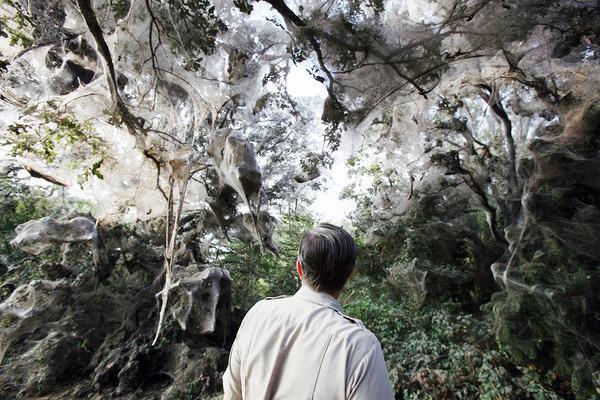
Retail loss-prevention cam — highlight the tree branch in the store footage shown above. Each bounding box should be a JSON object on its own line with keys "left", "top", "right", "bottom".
{"left": 461, "top": 171, "right": 508, "bottom": 245}
{"left": 75, "top": 0, "right": 144, "bottom": 137}
{"left": 261, "top": 0, "right": 345, "bottom": 115}
{"left": 477, "top": 84, "right": 518, "bottom": 193}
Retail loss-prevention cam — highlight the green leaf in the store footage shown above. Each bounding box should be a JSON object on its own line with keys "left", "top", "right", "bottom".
{"left": 91, "top": 159, "right": 104, "bottom": 180}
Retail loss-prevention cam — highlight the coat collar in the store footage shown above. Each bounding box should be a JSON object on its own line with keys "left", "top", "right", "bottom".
{"left": 294, "top": 284, "right": 343, "bottom": 313}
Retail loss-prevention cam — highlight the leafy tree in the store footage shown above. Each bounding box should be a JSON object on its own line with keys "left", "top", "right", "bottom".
{"left": 216, "top": 213, "right": 312, "bottom": 314}
{"left": 0, "top": 0, "right": 599, "bottom": 397}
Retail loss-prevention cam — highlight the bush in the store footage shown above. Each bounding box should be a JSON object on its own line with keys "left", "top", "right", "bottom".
{"left": 342, "top": 277, "right": 567, "bottom": 399}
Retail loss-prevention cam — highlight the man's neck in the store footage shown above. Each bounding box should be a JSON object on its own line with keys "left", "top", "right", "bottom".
{"left": 301, "top": 283, "right": 341, "bottom": 300}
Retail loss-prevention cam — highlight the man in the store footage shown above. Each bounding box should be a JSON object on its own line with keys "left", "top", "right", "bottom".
{"left": 223, "top": 223, "right": 395, "bottom": 399}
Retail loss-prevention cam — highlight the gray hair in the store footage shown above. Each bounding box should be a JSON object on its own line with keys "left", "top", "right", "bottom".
{"left": 298, "top": 223, "right": 357, "bottom": 294}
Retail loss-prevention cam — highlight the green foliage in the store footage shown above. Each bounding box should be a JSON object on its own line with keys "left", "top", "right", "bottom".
{"left": 0, "top": 168, "right": 95, "bottom": 299}
{"left": 357, "top": 208, "right": 593, "bottom": 398}
{"left": 323, "top": 122, "right": 343, "bottom": 152}
{"left": 345, "top": 194, "right": 575, "bottom": 398}
{"left": 0, "top": 257, "right": 46, "bottom": 301}
{"left": 156, "top": 0, "right": 227, "bottom": 71}
{"left": 232, "top": 0, "right": 253, "bottom": 15}
{"left": 153, "top": 320, "right": 177, "bottom": 351}
{"left": 344, "top": 200, "right": 595, "bottom": 399}
{"left": 351, "top": 230, "right": 398, "bottom": 280}
{"left": 0, "top": 169, "right": 54, "bottom": 263}
{"left": 110, "top": 0, "right": 131, "bottom": 20}
{"left": 5, "top": 102, "right": 106, "bottom": 186}
{"left": 485, "top": 243, "right": 600, "bottom": 400}
{"left": 0, "top": 170, "right": 53, "bottom": 223}
{"left": 353, "top": 0, "right": 385, "bottom": 14}
{"left": 0, "top": 0, "right": 34, "bottom": 49}
{"left": 343, "top": 284, "right": 565, "bottom": 399}
{"left": 77, "top": 337, "right": 91, "bottom": 353}
{"left": 218, "top": 208, "right": 563, "bottom": 398}
{"left": 216, "top": 213, "right": 312, "bottom": 312}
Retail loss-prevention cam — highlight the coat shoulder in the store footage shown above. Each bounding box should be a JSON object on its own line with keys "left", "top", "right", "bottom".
{"left": 263, "top": 294, "right": 289, "bottom": 300}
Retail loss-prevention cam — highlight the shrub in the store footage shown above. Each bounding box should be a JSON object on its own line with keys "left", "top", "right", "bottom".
{"left": 342, "top": 280, "right": 566, "bottom": 399}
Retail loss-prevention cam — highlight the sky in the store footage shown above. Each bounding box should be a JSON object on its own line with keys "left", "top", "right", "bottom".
{"left": 286, "top": 64, "right": 358, "bottom": 225}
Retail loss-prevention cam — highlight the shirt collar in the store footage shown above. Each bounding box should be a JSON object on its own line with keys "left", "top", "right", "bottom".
{"left": 294, "top": 284, "right": 343, "bottom": 312}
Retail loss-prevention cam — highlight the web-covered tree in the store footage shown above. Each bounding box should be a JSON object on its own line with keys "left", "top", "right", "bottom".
{"left": 0, "top": 0, "right": 599, "bottom": 398}
{"left": 334, "top": 1, "right": 600, "bottom": 397}
{"left": 0, "top": 0, "right": 322, "bottom": 383}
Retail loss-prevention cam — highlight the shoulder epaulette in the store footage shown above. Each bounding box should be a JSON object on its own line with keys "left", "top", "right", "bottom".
{"left": 334, "top": 309, "right": 363, "bottom": 326}
{"left": 264, "top": 295, "right": 289, "bottom": 300}
{"left": 334, "top": 310, "right": 379, "bottom": 346}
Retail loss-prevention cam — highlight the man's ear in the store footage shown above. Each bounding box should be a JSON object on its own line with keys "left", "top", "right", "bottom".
{"left": 296, "top": 258, "right": 303, "bottom": 280}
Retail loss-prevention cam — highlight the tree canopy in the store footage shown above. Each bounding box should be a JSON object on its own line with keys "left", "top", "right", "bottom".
{"left": 1, "top": 0, "right": 600, "bottom": 398}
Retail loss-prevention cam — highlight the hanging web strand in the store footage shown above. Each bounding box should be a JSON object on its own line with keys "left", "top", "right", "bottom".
{"left": 153, "top": 139, "right": 195, "bottom": 345}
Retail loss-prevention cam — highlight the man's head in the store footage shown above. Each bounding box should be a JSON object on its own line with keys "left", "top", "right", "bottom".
{"left": 297, "top": 223, "right": 357, "bottom": 295}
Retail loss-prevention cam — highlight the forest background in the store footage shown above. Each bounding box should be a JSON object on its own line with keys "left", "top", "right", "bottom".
{"left": 0, "top": 0, "right": 599, "bottom": 399}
